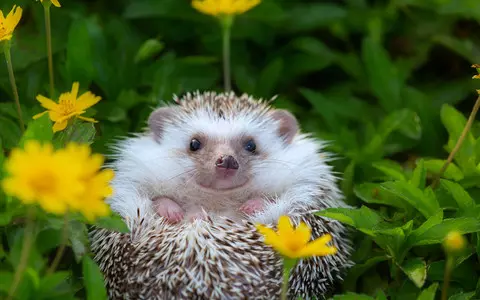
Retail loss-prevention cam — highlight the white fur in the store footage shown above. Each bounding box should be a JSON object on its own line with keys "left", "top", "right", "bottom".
{"left": 106, "top": 97, "right": 347, "bottom": 226}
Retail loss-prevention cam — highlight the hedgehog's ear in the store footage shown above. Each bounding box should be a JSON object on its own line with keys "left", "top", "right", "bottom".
{"left": 271, "top": 109, "right": 298, "bottom": 144}
{"left": 148, "top": 107, "right": 175, "bottom": 141}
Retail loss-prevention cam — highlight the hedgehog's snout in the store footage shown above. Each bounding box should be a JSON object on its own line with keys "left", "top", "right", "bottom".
{"left": 215, "top": 155, "right": 239, "bottom": 170}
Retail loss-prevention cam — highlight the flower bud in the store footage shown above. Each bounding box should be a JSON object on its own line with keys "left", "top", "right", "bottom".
{"left": 443, "top": 231, "right": 467, "bottom": 255}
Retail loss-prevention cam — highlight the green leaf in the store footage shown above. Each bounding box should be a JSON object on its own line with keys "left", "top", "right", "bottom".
{"left": 373, "top": 224, "right": 410, "bottom": 259}
{"left": 423, "top": 159, "right": 464, "bottom": 181}
{"left": 428, "top": 260, "right": 477, "bottom": 290}
{"left": 416, "top": 282, "right": 439, "bottom": 300}
{"left": 82, "top": 255, "right": 108, "bottom": 300}
{"left": 37, "top": 271, "right": 72, "bottom": 299}
{"left": 69, "top": 220, "right": 90, "bottom": 262}
{"left": 95, "top": 213, "right": 130, "bottom": 233}
{"left": 332, "top": 292, "right": 375, "bottom": 300}
{"left": 8, "top": 226, "right": 44, "bottom": 272}
{"left": 378, "top": 109, "right": 422, "bottom": 140}
{"left": 448, "top": 291, "right": 476, "bottom": 300}
{"left": 316, "top": 206, "right": 395, "bottom": 236}
{"left": 0, "top": 271, "right": 13, "bottom": 293}
{"left": 400, "top": 257, "right": 427, "bottom": 288}
{"left": 0, "top": 139, "right": 4, "bottom": 178}
{"left": 406, "top": 210, "right": 443, "bottom": 247}
{"left": 0, "top": 116, "right": 21, "bottom": 149}
{"left": 440, "top": 179, "right": 477, "bottom": 217}
{"left": 66, "top": 18, "right": 96, "bottom": 84}
{"left": 284, "top": 4, "right": 347, "bottom": 33}
{"left": 408, "top": 217, "right": 480, "bottom": 247}
{"left": 255, "top": 58, "right": 284, "bottom": 97}
{"left": 343, "top": 255, "right": 389, "bottom": 291}
{"left": 362, "top": 109, "right": 421, "bottom": 159}
{"left": 135, "top": 38, "right": 164, "bottom": 63}
{"left": 354, "top": 183, "right": 407, "bottom": 209}
{"left": 440, "top": 104, "right": 477, "bottom": 175}
{"left": 362, "top": 36, "right": 402, "bottom": 112}
{"left": 410, "top": 159, "right": 426, "bottom": 190}
{"left": 375, "top": 290, "right": 388, "bottom": 300}
{"left": 341, "top": 160, "right": 355, "bottom": 200}
{"left": 54, "top": 122, "right": 96, "bottom": 147}
{"left": 381, "top": 181, "right": 440, "bottom": 219}
{"left": 18, "top": 113, "right": 53, "bottom": 148}
{"left": 35, "top": 228, "right": 62, "bottom": 254}
{"left": 372, "top": 160, "right": 406, "bottom": 181}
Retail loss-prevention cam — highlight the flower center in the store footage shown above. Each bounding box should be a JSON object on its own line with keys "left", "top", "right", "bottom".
{"left": 30, "top": 172, "right": 56, "bottom": 195}
{"left": 59, "top": 95, "right": 76, "bottom": 116}
{"left": 285, "top": 237, "right": 304, "bottom": 252}
{"left": 0, "top": 22, "right": 7, "bottom": 36}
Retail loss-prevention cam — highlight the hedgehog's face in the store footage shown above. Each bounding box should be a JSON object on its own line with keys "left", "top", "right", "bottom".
{"left": 181, "top": 133, "right": 258, "bottom": 190}
{"left": 148, "top": 103, "right": 299, "bottom": 192}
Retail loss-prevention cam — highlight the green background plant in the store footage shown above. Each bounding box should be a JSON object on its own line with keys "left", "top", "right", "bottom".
{"left": 1, "top": 0, "right": 480, "bottom": 299}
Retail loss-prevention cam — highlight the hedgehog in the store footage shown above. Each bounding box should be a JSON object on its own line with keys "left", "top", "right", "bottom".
{"left": 89, "top": 91, "right": 354, "bottom": 299}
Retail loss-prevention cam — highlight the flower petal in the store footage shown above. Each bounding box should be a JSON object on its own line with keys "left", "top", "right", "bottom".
{"left": 77, "top": 116, "right": 98, "bottom": 123}
{"left": 32, "top": 111, "right": 48, "bottom": 120}
{"left": 51, "top": 0, "right": 61, "bottom": 7}
{"left": 48, "top": 111, "right": 63, "bottom": 121}
{"left": 52, "top": 120, "right": 68, "bottom": 132}
{"left": 7, "top": 6, "right": 22, "bottom": 32}
{"left": 56, "top": 111, "right": 85, "bottom": 123}
{"left": 294, "top": 221, "right": 312, "bottom": 246}
{"left": 277, "top": 215, "right": 294, "bottom": 237}
{"left": 76, "top": 92, "right": 101, "bottom": 111}
{"left": 0, "top": 34, "right": 12, "bottom": 42}
{"left": 299, "top": 234, "right": 337, "bottom": 257}
{"left": 36, "top": 95, "right": 58, "bottom": 110}
{"left": 70, "top": 82, "right": 80, "bottom": 99}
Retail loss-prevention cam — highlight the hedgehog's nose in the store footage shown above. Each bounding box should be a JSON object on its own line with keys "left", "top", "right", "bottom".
{"left": 215, "top": 155, "right": 239, "bottom": 170}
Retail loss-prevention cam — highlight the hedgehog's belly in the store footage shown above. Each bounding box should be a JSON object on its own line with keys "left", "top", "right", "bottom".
{"left": 173, "top": 188, "right": 255, "bottom": 222}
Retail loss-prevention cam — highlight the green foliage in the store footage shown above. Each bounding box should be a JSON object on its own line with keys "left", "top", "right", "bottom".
{"left": 1, "top": 0, "right": 480, "bottom": 299}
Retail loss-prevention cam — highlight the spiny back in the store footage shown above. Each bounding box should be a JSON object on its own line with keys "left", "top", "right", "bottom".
{"left": 172, "top": 91, "right": 274, "bottom": 120}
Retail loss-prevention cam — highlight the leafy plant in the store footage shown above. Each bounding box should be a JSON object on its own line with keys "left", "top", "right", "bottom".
{"left": 1, "top": 0, "right": 480, "bottom": 299}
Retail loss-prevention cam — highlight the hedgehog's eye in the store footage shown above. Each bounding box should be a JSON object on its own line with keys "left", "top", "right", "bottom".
{"left": 190, "top": 138, "right": 202, "bottom": 151}
{"left": 244, "top": 139, "right": 256, "bottom": 153}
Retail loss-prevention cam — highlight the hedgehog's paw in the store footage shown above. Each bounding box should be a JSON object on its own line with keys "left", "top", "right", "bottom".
{"left": 152, "top": 196, "right": 185, "bottom": 224}
{"left": 185, "top": 210, "right": 209, "bottom": 223}
{"left": 239, "top": 198, "right": 266, "bottom": 215}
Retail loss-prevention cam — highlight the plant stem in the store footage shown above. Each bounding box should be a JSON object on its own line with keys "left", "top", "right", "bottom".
{"left": 441, "top": 256, "right": 454, "bottom": 300}
{"left": 221, "top": 15, "right": 233, "bottom": 92}
{"left": 281, "top": 258, "right": 296, "bottom": 300}
{"left": 4, "top": 43, "right": 25, "bottom": 133}
{"left": 7, "top": 207, "right": 36, "bottom": 300}
{"left": 46, "top": 213, "right": 69, "bottom": 275}
{"left": 44, "top": 5, "right": 55, "bottom": 98}
{"left": 281, "top": 266, "right": 289, "bottom": 300}
{"left": 432, "top": 95, "right": 480, "bottom": 188}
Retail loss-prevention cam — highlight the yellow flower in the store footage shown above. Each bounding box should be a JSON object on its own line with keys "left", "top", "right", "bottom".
{"left": 33, "top": 82, "right": 101, "bottom": 132}
{"left": 0, "top": 5, "right": 22, "bottom": 42}
{"left": 1, "top": 140, "right": 85, "bottom": 215}
{"left": 38, "top": 0, "right": 61, "bottom": 8}
{"left": 192, "top": 0, "right": 260, "bottom": 16}
{"left": 57, "top": 143, "right": 113, "bottom": 221}
{"left": 1, "top": 140, "right": 114, "bottom": 221}
{"left": 255, "top": 215, "right": 338, "bottom": 259}
{"left": 443, "top": 231, "right": 467, "bottom": 254}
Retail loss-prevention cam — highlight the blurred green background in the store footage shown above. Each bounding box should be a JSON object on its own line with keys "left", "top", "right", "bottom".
{"left": 1, "top": 0, "right": 480, "bottom": 298}
{"left": 1, "top": 0, "right": 480, "bottom": 200}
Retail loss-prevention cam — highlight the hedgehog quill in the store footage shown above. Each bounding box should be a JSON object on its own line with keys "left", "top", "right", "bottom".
{"left": 90, "top": 91, "right": 353, "bottom": 299}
